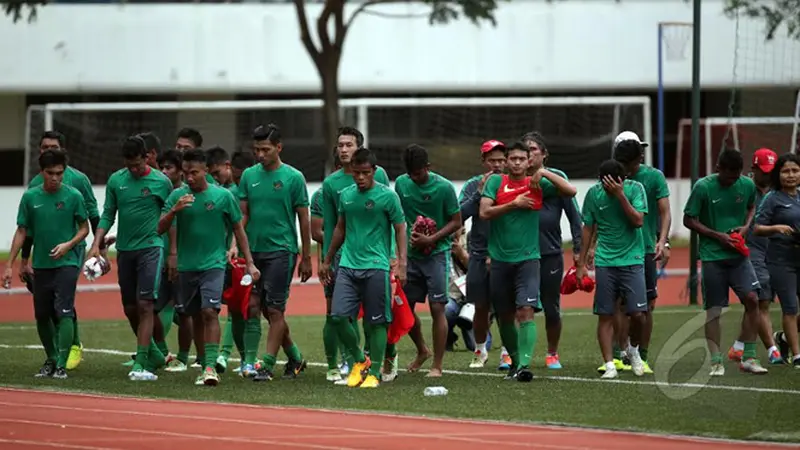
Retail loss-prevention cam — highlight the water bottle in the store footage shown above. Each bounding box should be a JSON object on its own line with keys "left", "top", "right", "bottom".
{"left": 423, "top": 386, "right": 448, "bottom": 396}
{"left": 240, "top": 274, "right": 253, "bottom": 286}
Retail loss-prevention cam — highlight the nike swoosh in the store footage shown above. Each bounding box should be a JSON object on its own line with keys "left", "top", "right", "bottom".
{"left": 502, "top": 185, "right": 518, "bottom": 193}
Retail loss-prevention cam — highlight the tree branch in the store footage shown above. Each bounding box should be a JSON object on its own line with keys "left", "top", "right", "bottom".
{"left": 316, "top": 0, "right": 338, "bottom": 52}
{"left": 292, "top": 0, "right": 321, "bottom": 61}
{"left": 344, "top": 0, "right": 398, "bottom": 30}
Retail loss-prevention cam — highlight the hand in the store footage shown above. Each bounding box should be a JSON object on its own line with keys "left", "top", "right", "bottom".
{"left": 319, "top": 261, "right": 332, "bottom": 286}
{"left": 167, "top": 253, "right": 178, "bottom": 282}
{"left": 587, "top": 249, "right": 596, "bottom": 270}
{"left": 85, "top": 245, "right": 100, "bottom": 263}
{"left": 654, "top": 241, "right": 671, "bottom": 266}
{"left": 19, "top": 259, "right": 33, "bottom": 284}
{"left": 395, "top": 262, "right": 407, "bottom": 286}
{"left": 172, "top": 194, "right": 195, "bottom": 213}
{"left": 529, "top": 168, "right": 544, "bottom": 189}
{"left": 477, "top": 171, "right": 493, "bottom": 194}
{"left": 485, "top": 257, "right": 492, "bottom": 270}
{"left": 2, "top": 266, "right": 12, "bottom": 289}
{"left": 298, "top": 256, "right": 312, "bottom": 283}
{"left": 716, "top": 232, "right": 739, "bottom": 250}
{"left": 103, "top": 235, "right": 117, "bottom": 249}
{"left": 575, "top": 264, "right": 587, "bottom": 286}
{"left": 50, "top": 242, "right": 71, "bottom": 260}
{"left": 411, "top": 232, "right": 434, "bottom": 249}
{"left": 247, "top": 262, "right": 261, "bottom": 283}
{"left": 511, "top": 192, "right": 535, "bottom": 209}
{"left": 602, "top": 175, "right": 624, "bottom": 198}
{"left": 773, "top": 225, "right": 794, "bottom": 236}
{"left": 730, "top": 226, "right": 748, "bottom": 236}
{"left": 226, "top": 247, "right": 238, "bottom": 263}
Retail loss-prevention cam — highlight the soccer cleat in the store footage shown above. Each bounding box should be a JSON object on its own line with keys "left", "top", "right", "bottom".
{"left": 52, "top": 367, "right": 68, "bottom": 380}
{"left": 240, "top": 363, "right": 257, "bottom": 378}
{"left": 629, "top": 350, "right": 645, "bottom": 377}
{"left": 793, "top": 358, "right": 800, "bottom": 369}
{"left": 768, "top": 349, "right": 784, "bottom": 365}
{"left": 233, "top": 365, "right": 242, "bottom": 374}
{"left": 381, "top": 355, "right": 399, "bottom": 382}
{"left": 615, "top": 358, "right": 631, "bottom": 372}
{"left": 128, "top": 368, "right": 158, "bottom": 381}
{"left": 333, "top": 378, "right": 349, "bottom": 386}
{"left": 469, "top": 349, "right": 489, "bottom": 368}
{"left": 190, "top": 359, "right": 202, "bottom": 369}
{"left": 503, "top": 367, "right": 519, "bottom": 381}
{"left": 339, "top": 362, "right": 350, "bottom": 377}
{"left": 194, "top": 374, "right": 205, "bottom": 386}
{"left": 215, "top": 355, "right": 228, "bottom": 374}
{"left": 642, "top": 361, "right": 654, "bottom": 374}
{"left": 165, "top": 358, "right": 188, "bottom": 372}
{"left": 740, "top": 358, "right": 768, "bottom": 374}
{"left": 727, "top": 346, "right": 744, "bottom": 362}
{"left": 203, "top": 367, "right": 220, "bottom": 386}
{"left": 709, "top": 363, "right": 725, "bottom": 377}
{"left": 253, "top": 366, "right": 274, "bottom": 382}
{"left": 545, "top": 353, "right": 562, "bottom": 370}
{"left": 516, "top": 366, "right": 534, "bottom": 382}
{"left": 346, "top": 357, "right": 371, "bottom": 387}
{"left": 34, "top": 360, "right": 56, "bottom": 378}
{"left": 66, "top": 344, "right": 83, "bottom": 370}
{"left": 282, "top": 359, "right": 307, "bottom": 379}
{"left": 601, "top": 365, "right": 618, "bottom": 379}
{"left": 326, "top": 369, "right": 342, "bottom": 382}
{"left": 359, "top": 374, "right": 380, "bottom": 388}
{"left": 774, "top": 332, "right": 790, "bottom": 364}
{"left": 497, "top": 353, "right": 512, "bottom": 371}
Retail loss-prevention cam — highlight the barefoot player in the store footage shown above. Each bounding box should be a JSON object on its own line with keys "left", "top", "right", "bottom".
{"left": 319, "top": 147, "right": 408, "bottom": 388}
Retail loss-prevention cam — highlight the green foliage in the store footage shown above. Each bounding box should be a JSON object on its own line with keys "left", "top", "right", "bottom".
{"left": 725, "top": 0, "right": 800, "bottom": 40}
{"left": 426, "top": 0, "right": 503, "bottom": 26}
{"left": 3, "top": 1, "right": 47, "bottom": 23}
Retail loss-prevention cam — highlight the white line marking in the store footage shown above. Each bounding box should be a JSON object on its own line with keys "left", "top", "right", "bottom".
{"left": 0, "top": 438, "right": 116, "bottom": 450}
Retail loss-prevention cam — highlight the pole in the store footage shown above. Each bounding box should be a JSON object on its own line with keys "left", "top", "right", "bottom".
{"left": 657, "top": 23, "right": 665, "bottom": 172}
{"left": 688, "top": 0, "right": 702, "bottom": 305}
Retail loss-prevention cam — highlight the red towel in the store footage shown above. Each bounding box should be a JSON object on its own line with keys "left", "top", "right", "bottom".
{"left": 729, "top": 231, "right": 750, "bottom": 257}
{"left": 494, "top": 174, "right": 543, "bottom": 210}
{"left": 223, "top": 258, "right": 253, "bottom": 319}
{"left": 560, "top": 265, "right": 595, "bottom": 295}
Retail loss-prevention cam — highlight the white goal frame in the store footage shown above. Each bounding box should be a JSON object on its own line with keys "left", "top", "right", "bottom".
{"left": 24, "top": 95, "right": 652, "bottom": 184}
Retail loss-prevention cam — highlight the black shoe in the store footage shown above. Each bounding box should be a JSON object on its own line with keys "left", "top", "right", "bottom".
{"left": 282, "top": 359, "right": 307, "bottom": 379}
{"left": 253, "top": 367, "right": 274, "bottom": 382}
{"left": 793, "top": 358, "right": 800, "bottom": 369}
{"left": 516, "top": 366, "right": 534, "bottom": 382}
{"left": 774, "top": 332, "right": 790, "bottom": 364}
{"left": 52, "top": 367, "right": 68, "bottom": 379}
{"left": 504, "top": 366, "right": 519, "bottom": 381}
{"left": 35, "top": 360, "right": 56, "bottom": 378}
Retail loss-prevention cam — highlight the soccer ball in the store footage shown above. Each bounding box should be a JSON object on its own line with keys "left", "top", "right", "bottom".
{"left": 82, "top": 256, "right": 110, "bottom": 281}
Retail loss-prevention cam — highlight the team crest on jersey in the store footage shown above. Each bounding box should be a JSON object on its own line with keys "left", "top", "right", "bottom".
{"left": 365, "top": 200, "right": 375, "bottom": 210}
{"left": 141, "top": 187, "right": 151, "bottom": 197}
{"left": 273, "top": 180, "right": 283, "bottom": 190}
{"left": 422, "top": 194, "right": 431, "bottom": 201}
{"left": 736, "top": 196, "right": 743, "bottom": 203}
{"left": 205, "top": 201, "right": 215, "bottom": 211}
{"left": 55, "top": 201, "right": 64, "bottom": 210}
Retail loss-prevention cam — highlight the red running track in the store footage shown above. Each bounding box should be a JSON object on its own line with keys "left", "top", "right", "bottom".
{"left": 0, "top": 388, "right": 785, "bottom": 450}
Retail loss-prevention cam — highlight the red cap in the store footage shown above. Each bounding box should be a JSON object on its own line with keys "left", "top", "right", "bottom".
{"left": 481, "top": 140, "right": 505, "bottom": 154}
{"left": 753, "top": 148, "right": 777, "bottom": 173}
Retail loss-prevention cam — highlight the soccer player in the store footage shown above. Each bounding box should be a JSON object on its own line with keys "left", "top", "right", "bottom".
{"left": 729, "top": 148, "right": 783, "bottom": 365}
{"left": 158, "top": 149, "right": 259, "bottom": 385}
{"left": 524, "top": 131, "right": 583, "bottom": 370}
{"left": 576, "top": 158, "right": 648, "bottom": 379}
{"left": 4, "top": 149, "right": 90, "bottom": 379}
{"left": 175, "top": 127, "right": 203, "bottom": 151}
{"left": 319, "top": 147, "right": 408, "bottom": 388}
{"left": 20, "top": 131, "right": 101, "bottom": 371}
{"left": 458, "top": 140, "right": 506, "bottom": 369}
{"left": 754, "top": 152, "right": 800, "bottom": 368}
{"left": 231, "top": 151, "right": 256, "bottom": 186}
{"left": 479, "top": 141, "right": 577, "bottom": 382}
{"left": 321, "top": 127, "right": 392, "bottom": 382}
{"left": 396, "top": 144, "right": 462, "bottom": 377}
{"left": 140, "top": 132, "right": 163, "bottom": 169}
{"left": 611, "top": 132, "right": 671, "bottom": 375}
{"left": 682, "top": 148, "right": 767, "bottom": 376}
{"left": 87, "top": 135, "right": 174, "bottom": 381}
{"left": 238, "top": 124, "right": 313, "bottom": 382}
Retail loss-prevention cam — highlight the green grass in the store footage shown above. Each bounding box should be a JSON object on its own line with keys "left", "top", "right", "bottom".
{"left": 1, "top": 305, "right": 797, "bottom": 443}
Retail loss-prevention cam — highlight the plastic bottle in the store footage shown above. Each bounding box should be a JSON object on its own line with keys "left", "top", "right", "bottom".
{"left": 240, "top": 274, "right": 253, "bottom": 286}
{"left": 423, "top": 386, "right": 448, "bottom": 396}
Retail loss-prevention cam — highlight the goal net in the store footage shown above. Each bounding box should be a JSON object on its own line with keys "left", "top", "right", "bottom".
{"left": 25, "top": 96, "right": 652, "bottom": 185}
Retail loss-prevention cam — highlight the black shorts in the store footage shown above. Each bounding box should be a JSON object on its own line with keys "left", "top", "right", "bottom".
{"left": 539, "top": 254, "right": 563, "bottom": 321}
{"left": 331, "top": 267, "right": 391, "bottom": 325}
{"left": 117, "top": 247, "right": 164, "bottom": 307}
{"left": 176, "top": 268, "right": 225, "bottom": 316}
{"left": 33, "top": 266, "right": 80, "bottom": 320}
{"left": 466, "top": 253, "right": 490, "bottom": 308}
{"left": 489, "top": 258, "right": 542, "bottom": 315}
{"left": 157, "top": 270, "right": 178, "bottom": 313}
{"left": 701, "top": 257, "right": 759, "bottom": 310}
{"left": 752, "top": 260, "right": 774, "bottom": 302}
{"left": 644, "top": 253, "right": 659, "bottom": 301}
{"left": 767, "top": 263, "right": 800, "bottom": 315}
{"left": 593, "top": 265, "right": 648, "bottom": 316}
{"left": 252, "top": 251, "right": 297, "bottom": 312}
{"left": 405, "top": 252, "right": 450, "bottom": 305}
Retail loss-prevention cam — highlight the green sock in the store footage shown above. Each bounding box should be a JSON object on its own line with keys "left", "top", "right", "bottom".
{"left": 56, "top": 317, "right": 75, "bottom": 368}
{"left": 134, "top": 345, "right": 149, "bottom": 368}
{"left": 285, "top": 343, "right": 302, "bottom": 362}
{"left": 368, "top": 323, "right": 388, "bottom": 378}
{"left": 220, "top": 314, "right": 234, "bottom": 358}
{"left": 498, "top": 321, "right": 519, "bottom": 368}
{"left": 613, "top": 344, "right": 622, "bottom": 360}
{"left": 155, "top": 340, "right": 169, "bottom": 357}
{"left": 243, "top": 317, "right": 262, "bottom": 365}
{"left": 640, "top": 348, "right": 649, "bottom": 362}
{"left": 231, "top": 314, "right": 246, "bottom": 359}
{"left": 362, "top": 320, "right": 372, "bottom": 356}
{"left": 71, "top": 317, "right": 81, "bottom": 347}
{"left": 204, "top": 342, "right": 219, "bottom": 370}
{"left": 147, "top": 340, "right": 166, "bottom": 369}
{"left": 711, "top": 352, "right": 723, "bottom": 364}
{"left": 334, "top": 316, "right": 365, "bottom": 363}
{"left": 743, "top": 342, "right": 757, "bottom": 360}
{"left": 517, "top": 321, "right": 537, "bottom": 368}
{"left": 261, "top": 353, "right": 277, "bottom": 372}
{"left": 323, "top": 316, "right": 339, "bottom": 370}
{"left": 158, "top": 304, "right": 175, "bottom": 338}
{"left": 36, "top": 318, "right": 57, "bottom": 361}
{"left": 177, "top": 350, "right": 190, "bottom": 364}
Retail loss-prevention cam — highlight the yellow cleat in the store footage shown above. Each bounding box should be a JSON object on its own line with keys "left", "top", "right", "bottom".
{"left": 346, "top": 357, "right": 371, "bottom": 387}
{"left": 615, "top": 358, "right": 632, "bottom": 372}
{"left": 642, "top": 361, "right": 654, "bottom": 374}
{"left": 359, "top": 374, "right": 380, "bottom": 388}
{"left": 66, "top": 344, "right": 83, "bottom": 370}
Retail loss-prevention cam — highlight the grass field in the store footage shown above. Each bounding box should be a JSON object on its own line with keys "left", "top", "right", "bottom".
{"left": 1, "top": 304, "right": 798, "bottom": 444}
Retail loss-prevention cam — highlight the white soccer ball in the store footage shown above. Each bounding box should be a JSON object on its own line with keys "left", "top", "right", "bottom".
{"left": 82, "top": 256, "right": 108, "bottom": 281}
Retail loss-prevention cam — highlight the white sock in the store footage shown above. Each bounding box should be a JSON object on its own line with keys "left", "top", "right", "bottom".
{"left": 605, "top": 361, "right": 615, "bottom": 370}
{"left": 768, "top": 345, "right": 778, "bottom": 355}
{"left": 794, "top": 354, "right": 800, "bottom": 362}
{"left": 500, "top": 346, "right": 508, "bottom": 356}
{"left": 733, "top": 340, "right": 745, "bottom": 351}
{"left": 627, "top": 345, "right": 640, "bottom": 357}
{"left": 476, "top": 342, "right": 487, "bottom": 354}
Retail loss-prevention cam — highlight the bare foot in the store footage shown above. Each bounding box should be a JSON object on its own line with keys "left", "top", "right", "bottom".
{"left": 426, "top": 368, "right": 443, "bottom": 378}
{"left": 407, "top": 350, "right": 432, "bottom": 372}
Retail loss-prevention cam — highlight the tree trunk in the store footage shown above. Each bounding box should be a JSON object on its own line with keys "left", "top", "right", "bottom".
{"left": 320, "top": 58, "right": 341, "bottom": 177}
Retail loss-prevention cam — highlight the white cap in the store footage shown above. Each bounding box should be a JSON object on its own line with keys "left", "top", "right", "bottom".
{"left": 614, "top": 131, "right": 649, "bottom": 148}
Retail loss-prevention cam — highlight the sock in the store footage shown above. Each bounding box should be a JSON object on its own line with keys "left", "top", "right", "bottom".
{"left": 362, "top": 320, "right": 372, "bottom": 356}
{"left": 385, "top": 342, "right": 397, "bottom": 359}
{"left": 768, "top": 345, "right": 778, "bottom": 355}
{"left": 204, "top": 342, "right": 219, "bottom": 370}
{"left": 323, "top": 316, "right": 339, "bottom": 370}
{"left": 613, "top": 344, "right": 622, "bottom": 360}
{"left": 516, "top": 321, "right": 537, "bottom": 368}
{"left": 261, "top": 353, "right": 277, "bottom": 372}
{"left": 711, "top": 352, "right": 723, "bottom": 364}
{"left": 243, "top": 317, "right": 261, "bottom": 365}
{"left": 285, "top": 343, "right": 302, "bottom": 362}
{"left": 500, "top": 346, "right": 509, "bottom": 357}
{"left": 36, "top": 318, "right": 57, "bottom": 361}
{"left": 71, "top": 317, "right": 81, "bottom": 347}
{"left": 333, "top": 316, "right": 365, "bottom": 363}
{"left": 476, "top": 341, "right": 487, "bottom": 355}
{"left": 743, "top": 342, "right": 757, "bottom": 360}
{"left": 368, "top": 323, "right": 388, "bottom": 378}
{"left": 231, "top": 314, "right": 246, "bottom": 359}
{"left": 177, "top": 350, "right": 189, "bottom": 364}
{"left": 55, "top": 317, "right": 75, "bottom": 368}
{"left": 640, "top": 347, "right": 649, "bottom": 362}
{"left": 158, "top": 304, "right": 175, "bottom": 338}
{"left": 155, "top": 340, "right": 169, "bottom": 358}
{"left": 733, "top": 340, "right": 745, "bottom": 351}
{"left": 498, "top": 321, "right": 519, "bottom": 368}
{"left": 147, "top": 340, "right": 166, "bottom": 369}
{"left": 134, "top": 344, "right": 149, "bottom": 369}
{"left": 220, "top": 314, "right": 234, "bottom": 358}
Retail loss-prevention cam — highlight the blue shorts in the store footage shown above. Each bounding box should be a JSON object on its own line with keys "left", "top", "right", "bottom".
{"left": 176, "top": 268, "right": 225, "bottom": 316}
{"left": 466, "top": 253, "right": 490, "bottom": 308}
{"left": 331, "top": 267, "right": 392, "bottom": 325}
{"left": 593, "top": 265, "right": 648, "bottom": 316}
{"left": 405, "top": 252, "right": 450, "bottom": 305}
{"left": 539, "top": 254, "right": 563, "bottom": 322}
{"left": 767, "top": 263, "right": 800, "bottom": 315}
{"left": 489, "top": 259, "right": 542, "bottom": 315}
{"left": 701, "top": 257, "right": 759, "bottom": 310}
{"left": 252, "top": 251, "right": 297, "bottom": 312}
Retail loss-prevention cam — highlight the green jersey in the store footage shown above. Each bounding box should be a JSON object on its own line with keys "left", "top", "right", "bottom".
{"left": 238, "top": 163, "right": 308, "bottom": 253}
{"left": 224, "top": 182, "right": 240, "bottom": 250}
{"left": 683, "top": 174, "right": 756, "bottom": 262}
{"left": 338, "top": 183, "right": 405, "bottom": 271}
{"left": 206, "top": 173, "right": 218, "bottom": 186}
{"left": 165, "top": 184, "right": 242, "bottom": 272}
{"left": 30, "top": 166, "right": 99, "bottom": 220}
{"left": 17, "top": 185, "right": 88, "bottom": 269}
{"left": 629, "top": 165, "right": 670, "bottom": 254}
{"left": 394, "top": 172, "right": 460, "bottom": 259}
{"left": 482, "top": 174, "right": 558, "bottom": 263}
{"left": 98, "top": 167, "right": 173, "bottom": 251}
{"left": 163, "top": 181, "right": 186, "bottom": 254}
{"left": 581, "top": 180, "right": 648, "bottom": 267}
{"left": 321, "top": 166, "right": 390, "bottom": 257}
{"left": 310, "top": 188, "right": 323, "bottom": 219}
